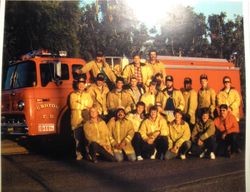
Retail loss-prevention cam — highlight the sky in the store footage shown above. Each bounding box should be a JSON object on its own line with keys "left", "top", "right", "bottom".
{"left": 193, "top": 0, "right": 242, "bottom": 20}
{"left": 82, "top": 0, "right": 243, "bottom": 27}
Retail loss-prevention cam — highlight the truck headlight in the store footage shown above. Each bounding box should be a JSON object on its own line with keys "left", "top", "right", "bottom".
{"left": 18, "top": 100, "right": 25, "bottom": 111}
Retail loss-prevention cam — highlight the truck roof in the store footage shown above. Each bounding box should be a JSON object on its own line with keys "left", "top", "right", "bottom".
{"left": 157, "top": 56, "right": 234, "bottom": 67}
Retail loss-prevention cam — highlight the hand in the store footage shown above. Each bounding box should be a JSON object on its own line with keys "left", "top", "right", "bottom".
{"left": 119, "top": 141, "right": 126, "bottom": 149}
{"left": 222, "top": 133, "right": 227, "bottom": 140}
{"left": 147, "top": 137, "right": 154, "bottom": 144}
{"left": 114, "top": 144, "right": 121, "bottom": 150}
{"left": 152, "top": 130, "right": 160, "bottom": 138}
{"left": 170, "top": 146, "right": 178, "bottom": 154}
{"left": 197, "top": 139, "right": 204, "bottom": 146}
{"left": 75, "top": 69, "right": 81, "bottom": 74}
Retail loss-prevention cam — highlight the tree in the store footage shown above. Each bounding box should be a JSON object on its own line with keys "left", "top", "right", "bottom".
{"left": 3, "top": 1, "right": 81, "bottom": 66}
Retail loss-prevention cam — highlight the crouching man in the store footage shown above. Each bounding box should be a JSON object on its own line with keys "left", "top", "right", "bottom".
{"left": 191, "top": 108, "right": 216, "bottom": 160}
{"left": 165, "top": 109, "right": 191, "bottom": 160}
{"left": 134, "top": 106, "right": 169, "bottom": 160}
{"left": 214, "top": 104, "right": 241, "bottom": 157}
{"left": 108, "top": 108, "right": 136, "bottom": 162}
{"left": 83, "top": 106, "right": 116, "bottom": 163}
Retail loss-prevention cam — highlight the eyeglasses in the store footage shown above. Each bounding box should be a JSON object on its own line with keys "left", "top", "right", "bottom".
{"left": 224, "top": 81, "right": 231, "bottom": 84}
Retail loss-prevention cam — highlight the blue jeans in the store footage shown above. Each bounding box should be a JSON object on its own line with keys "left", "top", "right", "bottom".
{"left": 114, "top": 151, "right": 136, "bottom": 162}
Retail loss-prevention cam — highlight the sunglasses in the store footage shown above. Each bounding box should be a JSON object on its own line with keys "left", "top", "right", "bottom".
{"left": 224, "top": 81, "right": 231, "bottom": 84}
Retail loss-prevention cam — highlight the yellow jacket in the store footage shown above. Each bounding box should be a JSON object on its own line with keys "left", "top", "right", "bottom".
{"left": 122, "top": 63, "right": 153, "bottom": 85}
{"left": 83, "top": 119, "right": 113, "bottom": 154}
{"left": 216, "top": 88, "right": 241, "bottom": 121}
{"left": 168, "top": 120, "right": 191, "bottom": 151}
{"left": 191, "top": 119, "right": 215, "bottom": 142}
{"left": 140, "top": 92, "right": 156, "bottom": 113}
{"left": 87, "top": 83, "right": 109, "bottom": 115}
{"left": 156, "top": 89, "right": 185, "bottom": 111}
{"left": 107, "top": 90, "right": 133, "bottom": 113}
{"left": 146, "top": 60, "right": 166, "bottom": 79}
{"left": 126, "top": 113, "right": 145, "bottom": 132}
{"left": 198, "top": 87, "right": 216, "bottom": 117}
{"left": 80, "top": 60, "right": 116, "bottom": 83}
{"left": 139, "top": 115, "right": 169, "bottom": 141}
{"left": 108, "top": 118, "right": 135, "bottom": 154}
{"left": 69, "top": 91, "right": 93, "bottom": 130}
{"left": 181, "top": 88, "right": 198, "bottom": 124}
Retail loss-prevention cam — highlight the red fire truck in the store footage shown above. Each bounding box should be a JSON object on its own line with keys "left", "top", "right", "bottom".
{"left": 1, "top": 52, "right": 243, "bottom": 137}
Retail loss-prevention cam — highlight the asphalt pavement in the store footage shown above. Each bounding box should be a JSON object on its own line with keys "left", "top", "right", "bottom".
{"left": 1, "top": 137, "right": 245, "bottom": 192}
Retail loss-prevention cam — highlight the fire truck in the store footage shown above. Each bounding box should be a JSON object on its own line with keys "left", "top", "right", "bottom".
{"left": 1, "top": 51, "right": 243, "bottom": 137}
{"left": 1, "top": 50, "right": 88, "bottom": 136}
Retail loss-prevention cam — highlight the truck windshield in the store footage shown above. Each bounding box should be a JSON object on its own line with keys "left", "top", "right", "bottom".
{"left": 3, "top": 61, "right": 36, "bottom": 90}
{"left": 40, "top": 63, "right": 69, "bottom": 87}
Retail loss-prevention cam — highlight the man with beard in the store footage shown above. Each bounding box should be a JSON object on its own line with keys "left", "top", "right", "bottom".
{"left": 146, "top": 50, "right": 166, "bottom": 82}
{"left": 108, "top": 108, "right": 136, "bottom": 162}
{"left": 156, "top": 75, "right": 185, "bottom": 122}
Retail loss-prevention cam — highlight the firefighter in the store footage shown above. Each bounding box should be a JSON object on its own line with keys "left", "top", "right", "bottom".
{"left": 125, "top": 76, "right": 145, "bottom": 111}
{"left": 140, "top": 80, "right": 158, "bottom": 114}
{"left": 165, "top": 109, "right": 191, "bottom": 160}
{"left": 181, "top": 77, "right": 198, "bottom": 130}
{"left": 214, "top": 104, "right": 241, "bottom": 158}
{"left": 126, "top": 101, "right": 146, "bottom": 160}
{"left": 75, "top": 51, "right": 116, "bottom": 90}
{"left": 108, "top": 108, "right": 136, "bottom": 162}
{"left": 134, "top": 106, "right": 169, "bottom": 160}
{"left": 197, "top": 74, "right": 216, "bottom": 119}
{"left": 83, "top": 106, "right": 116, "bottom": 163}
{"left": 87, "top": 73, "right": 109, "bottom": 121}
{"left": 106, "top": 77, "right": 133, "bottom": 118}
{"left": 191, "top": 108, "right": 216, "bottom": 160}
{"left": 146, "top": 50, "right": 166, "bottom": 82}
{"left": 122, "top": 53, "right": 153, "bottom": 88}
{"left": 153, "top": 72, "right": 166, "bottom": 91}
{"left": 69, "top": 78, "right": 93, "bottom": 160}
{"left": 216, "top": 76, "right": 241, "bottom": 122}
{"left": 156, "top": 75, "right": 185, "bottom": 123}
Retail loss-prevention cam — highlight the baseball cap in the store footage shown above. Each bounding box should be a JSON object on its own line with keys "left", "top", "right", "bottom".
{"left": 184, "top": 77, "right": 192, "bottom": 84}
{"left": 165, "top": 75, "right": 173, "bottom": 82}
{"left": 96, "top": 73, "right": 105, "bottom": 81}
{"left": 77, "top": 77, "right": 86, "bottom": 83}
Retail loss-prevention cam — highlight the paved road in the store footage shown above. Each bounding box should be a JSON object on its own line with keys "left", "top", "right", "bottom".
{"left": 1, "top": 137, "right": 245, "bottom": 192}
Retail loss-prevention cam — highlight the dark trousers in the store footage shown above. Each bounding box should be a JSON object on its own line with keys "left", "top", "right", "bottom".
{"left": 73, "top": 127, "right": 86, "bottom": 157}
{"left": 191, "top": 136, "right": 217, "bottom": 156}
{"left": 132, "top": 132, "right": 168, "bottom": 159}
{"left": 178, "top": 141, "right": 192, "bottom": 155}
{"left": 216, "top": 132, "right": 240, "bottom": 156}
{"left": 89, "top": 142, "right": 116, "bottom": 162}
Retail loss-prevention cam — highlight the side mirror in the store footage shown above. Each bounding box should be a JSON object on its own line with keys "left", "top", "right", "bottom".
{"left": 54, "top": 61, "right": 62, "bottom": 86}
{"left": 55, "top": 61, "right": 61, "bottom": 78}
